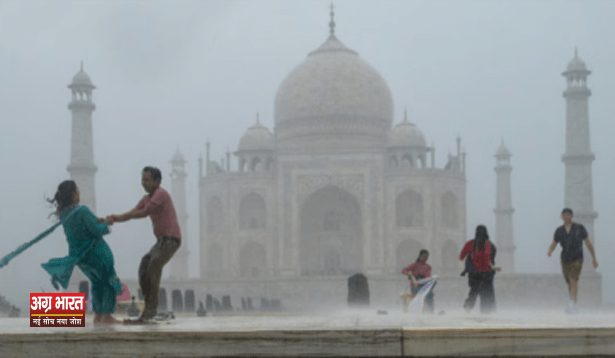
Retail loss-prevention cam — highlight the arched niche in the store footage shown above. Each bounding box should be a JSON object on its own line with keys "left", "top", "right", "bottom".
{"left": 239, "top": 192, "right": 266, "bottom": 230}
{"left": 396, "top": 189, "right": 424, "bottom": 227}
{"left": 207, "top": 196, "right": 223, "bottom": 233}
{"left": 441, "top": 191, "right": 459, "bottom": 228}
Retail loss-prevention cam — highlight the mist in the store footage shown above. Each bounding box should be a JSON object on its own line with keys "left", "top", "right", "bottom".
{"left": 1, "top": 0, "right": 614, "bottom": 311}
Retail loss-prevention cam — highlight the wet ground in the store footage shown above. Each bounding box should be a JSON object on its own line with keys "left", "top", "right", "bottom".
{"left": 4, "top": 306, "right": 615, "bottom": 333}
{"left": 1, "top": 308, "right": 614, "bottom": 357}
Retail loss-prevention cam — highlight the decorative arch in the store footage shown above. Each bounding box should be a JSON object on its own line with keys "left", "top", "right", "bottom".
{"left": 396, "top": 239, "right": 424, "bottom": 272}
{"left": 207, "top": 196, "right": 223, "bottom": 233}
{"left": 396, "top": 189, "right": 424, "bottom": 227}
{"left": 389, "top": 155, "right": 398, "bottom": 168}
{"left": 401, "top": 153, "right": 414, "bottom": 168}
{"left": 441, "top": 191, "right": 458, "bottom": 228}
{"left": 300, "top": 185, "right": 363, "bottom": 276}
{"left": 249, "top": 156, "right": 261, "bottom": 172}
{"left": 441, "top": 239, "right": 459, "bottom": 274}
{"left": 265, "top": 157, "right": 275, "bottom": 171}
{"left": 239, "top": 242, "right": 267, "bottom": 278}
{"left": 207, "top": 243, "right": 224, "bottom": 278}
{"left": 239, "top": 192, "right": 266, "bottom": 230}
{"left": 418, "top": 155, "right": 426, "bottom": 168}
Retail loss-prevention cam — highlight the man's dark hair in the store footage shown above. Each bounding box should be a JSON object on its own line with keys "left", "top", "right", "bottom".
{"left": 143, "top": 166, "right": 162, "bottom": 182}
{"left": 562, "top": 207, "right": 573, "bottom": 216}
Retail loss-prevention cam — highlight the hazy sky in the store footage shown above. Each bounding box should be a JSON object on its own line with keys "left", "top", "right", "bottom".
{"left": 1, "top": 0, "right": 614, "bottom": 310}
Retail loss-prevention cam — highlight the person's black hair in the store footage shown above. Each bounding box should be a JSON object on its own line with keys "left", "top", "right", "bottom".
{"left": 473, "top": 225, "right": 489, "bottom": 252}
{"left": 48, "top": 180, "right": 77, "bottom": 218}
{"left": 143, "top": 166, "right": 162, "bottom": 182}
{"left": 562, "top": 207, "right": 573, "bottom": 216}
{"left": 415, "top": 249, "right": 429, "bottom": 263}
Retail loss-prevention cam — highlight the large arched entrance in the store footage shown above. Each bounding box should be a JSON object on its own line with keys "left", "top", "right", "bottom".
{"left": 300, "top": 185, "right": 363, "bottom": 276}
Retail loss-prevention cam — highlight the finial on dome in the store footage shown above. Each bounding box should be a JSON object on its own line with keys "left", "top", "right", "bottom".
{"left": 329, "top": 3, "right": 336, "bottom": 36}
{"left": 80, "top": 61, "right": 83, "bottom": 72}
{"left": 575, "top": 47, "right": 578, "bottom": 58}
{"left": 403, "top": 108, "right": 408, "bottom": 123}
{"left": 256, "top": 112, "right": 260, "bottom": 125}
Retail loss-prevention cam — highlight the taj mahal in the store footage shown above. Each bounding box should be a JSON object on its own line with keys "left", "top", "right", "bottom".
{"left": 63, "top": 10, "right": 601, "bottom": 310}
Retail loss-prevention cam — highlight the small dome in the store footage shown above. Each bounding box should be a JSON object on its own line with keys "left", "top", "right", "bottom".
{"left": 567, "top": 56, "right": 587, "bottom": 72}
{"left": 564, "top": 49, "right": 589, "bottom": 74}
{"left": 388, "top": 115, "right": 426, "bottom": 148}
{"left": 238, "top": 121, "right": 274, "bottom": 152}
{"left": 171, "top": 148, "right": 186, "bottom": 163}
{"left": 496, "top": 141, "right": 511, "bottom": 157}
{"left": 71, "top": 69, "right": 94, "bottom": 87}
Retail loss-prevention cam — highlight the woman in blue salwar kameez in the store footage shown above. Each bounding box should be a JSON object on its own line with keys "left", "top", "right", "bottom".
{"left": 42, "top": 180, "right": 122, "bottom": 325}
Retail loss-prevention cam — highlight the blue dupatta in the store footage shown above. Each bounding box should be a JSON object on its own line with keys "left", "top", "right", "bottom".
{"left": 0, "top": 206, "right": 82, "bottom": 268}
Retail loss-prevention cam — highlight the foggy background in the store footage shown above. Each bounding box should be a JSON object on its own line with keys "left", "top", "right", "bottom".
{"left": 1, "top": 0, "right": 613, "bottom": 311}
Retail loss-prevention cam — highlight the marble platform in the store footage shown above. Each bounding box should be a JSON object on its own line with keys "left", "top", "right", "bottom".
{"left": 1, "top": 308, "right": 615, "bottom": 357}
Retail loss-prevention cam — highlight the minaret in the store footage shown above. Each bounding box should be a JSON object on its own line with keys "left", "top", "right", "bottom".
{"left": 66, "top": 63, "right": 97, "bottom": 291}
{"left": 561, "top": 49, "right": 598, "bottom": 273}
{"left": 67, "top": 62, "right": 98, "bottom": 213}
{"left": 169, "top": 147, "right": 189, "bottom": 280}
{"left": 494, "top": 141, "right": 515, "bottom": 272}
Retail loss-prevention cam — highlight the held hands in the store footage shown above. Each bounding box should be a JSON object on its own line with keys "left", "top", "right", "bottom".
{"left": 547, "top": 249, "right": 553, "bottom": 257}
{"left": 97, "top": 217, "right": 112, "bottom": 226}
{"left": 592, "top": 258, "right": 599, "bottom": 269}
{"left": 493, "top": 266, "right": 502, "bottom": 272}
{"left": 97, "top": 216, "right": 116, "bottom": 226}
{"left": 105, "top": 215, "right": 116, "bottom": 226}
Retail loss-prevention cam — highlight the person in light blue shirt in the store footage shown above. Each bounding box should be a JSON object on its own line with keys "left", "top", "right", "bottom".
{"left": 42, "top": 180, "right": 122, "bottom": 325}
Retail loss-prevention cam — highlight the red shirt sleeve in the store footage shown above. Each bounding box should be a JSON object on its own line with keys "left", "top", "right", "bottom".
{"left": 401, "top": 262, "right": 417, "bottom": 276}
{"left": 460, "top": 241, "right": 473, "bottom": 260}
{"left": 126, "top": 194, "right": 159, "bottom": 220}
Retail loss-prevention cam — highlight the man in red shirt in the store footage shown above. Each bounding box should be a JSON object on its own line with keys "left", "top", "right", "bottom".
{"left": 107, "top": 166, "right": 181, "bottom": 323}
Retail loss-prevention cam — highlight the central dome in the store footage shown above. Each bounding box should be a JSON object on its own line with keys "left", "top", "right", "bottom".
{"left": 274, "top": 35, "right": 394, "bottom": 152}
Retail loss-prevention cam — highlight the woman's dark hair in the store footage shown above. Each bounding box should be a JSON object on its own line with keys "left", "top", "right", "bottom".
{"left": 415, "top": 249, "right": 429, "bottom": 263}
{"left": 473, "top": 225, "right": 489, "bottom": 252}
{"left": 143, "top": 166, "right": 162, "bottom": 182}
{"left": 562, "top": 207, "right": 573, "bottom": 216}
{"left": 48, "top": 180, "right": 77, "bottom": 218}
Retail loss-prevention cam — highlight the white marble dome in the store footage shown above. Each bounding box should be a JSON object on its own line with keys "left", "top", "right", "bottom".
{"left": 388, "top": 119, "right": 426, "bottom": 148}
{"left": 238, "top": 122, "right": 275, "bottom": 152}
{"left": 274, "top": 35, "right": 394, "bottom": 147}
